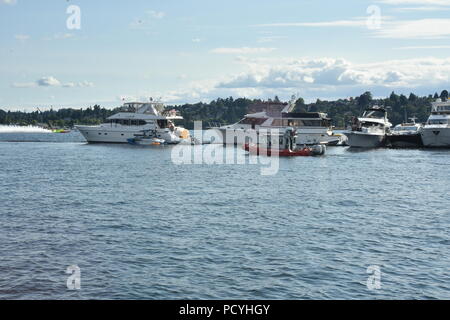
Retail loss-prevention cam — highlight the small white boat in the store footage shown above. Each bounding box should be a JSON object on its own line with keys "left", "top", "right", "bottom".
{"left": 127, "top": 137, "right": 166, "bottom": 146}
{"left": 347, "top": 106, "right": 392, "bottom": 148}
{"left": 387, "top": 119, "right": 423, "bottom": 148}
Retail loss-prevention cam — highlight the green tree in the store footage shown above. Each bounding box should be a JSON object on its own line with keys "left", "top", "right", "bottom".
{"left": 294, "top": 98, "right": 306, "bottom": 112}
{"left": 357, "top": 91, "right": 372, "bottom": 108}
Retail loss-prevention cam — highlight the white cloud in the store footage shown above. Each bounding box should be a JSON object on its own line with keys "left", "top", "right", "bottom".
{"left": 205, "top": 56, "right": 450, "bottom": 97}
{"left": 125, "top": 56, "right": 450, "bottom": 104}
{"left": 36, "top": 76, "right": 61, "bottom": 87}
{"left": 43, "top": 33, "right": 75, "bottom": 41}
{"left": 255, "top": 19, "right": 368, "bottom": 28}
{"left": 53, "top": 33, "right": 74, "bottom": 40}
{"left": 14, "top": 34, "right": 29, "bottom": 41}
{"left": 375, "top": 18, "right": 450, "bottom": 38}
{"left": 393, "top": 5, "right": 450, "bottom": 10}
{"left": 63, "top": 81, "right": 94, "bottom": 88}
{"left": 395, "top": 45, "right": 450, "bottom": 49}
{"left": 12, "top": 77, "right": 93, "bottom": 89}
{"left": 1, "top": 0, "right": 17, "bottom": 5}
{"left": 147, "top": 10, "right": 165, "bottom": 19}
{"left": 255, "top": 15, "right": 450, "bottom": 39}
{"left": 379, "top": 0, "right": 450, "bottom": 5}
{"left": 210, "top": 47, "right": 276, "bottom": 54}
{"left": 257, "top": 35, "right": 287, "bottom": 43}
{"left": 11, "top": 82, "right": 35, "bottom": 88}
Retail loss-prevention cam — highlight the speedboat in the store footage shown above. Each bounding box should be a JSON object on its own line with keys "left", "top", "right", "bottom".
{"left": 421, "top": 98, "right": 450, "bottom": 148}
{"left": 243, "top": 128, "right": 326, "bottom": 157}
{"left": 75, "top": 100, "right": 190, "bottom": 144}
{"left": 387, "top": 119, "right": 423, "bottom": 148}
{"left": 52, "top": 128, "right": 71, "bottom": 134}
{"left": 347, "top": 106, "right": 392, "bottom": 148}
{"left": 127, "top": 130, "right": 167, "bottom": 146}
{"left": 213, "top": 98, "right": 341, "bottom": 146}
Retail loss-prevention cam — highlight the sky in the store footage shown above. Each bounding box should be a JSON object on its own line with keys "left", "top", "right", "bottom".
{"left": 2, "top": 0, "right": 450, "bottom": 110}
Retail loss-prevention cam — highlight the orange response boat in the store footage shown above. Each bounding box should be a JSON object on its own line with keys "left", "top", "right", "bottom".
{"left": 243, "top": 127, "right": 326, "bottom": 157}
{"left": 243, "top": 143, "right": 325, "bottom": 157}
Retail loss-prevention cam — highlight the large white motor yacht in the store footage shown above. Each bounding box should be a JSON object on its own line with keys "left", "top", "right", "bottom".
{"left": 347, "top": 106, "right": 392, "bottom": 148}
{"left": 421, "top": 98, "right": 450, "bottom": 148}
{"left": 76, "top": 101, "right": 189, "bottom": 144}
{"left": 213, "top": 100, "right": 342, "bottom": 146}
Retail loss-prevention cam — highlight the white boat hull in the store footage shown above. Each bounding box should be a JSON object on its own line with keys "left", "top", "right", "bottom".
{"left": 347, "top": 132, "right": 386, "bottom": 148}
{"left": 76, "top": 126, "right": 182, "bottom": 144}
{"left": 421, "top": 127, "right": 450, "bottom": 147}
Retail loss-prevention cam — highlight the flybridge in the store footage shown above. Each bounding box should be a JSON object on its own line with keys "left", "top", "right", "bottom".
{"left": 432, "top": 99, "right": 450, "bottom": 114}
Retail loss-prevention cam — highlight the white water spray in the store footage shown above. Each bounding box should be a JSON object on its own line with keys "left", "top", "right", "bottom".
{"left": 0, "top": 125, "right": 52, "bottom": 133}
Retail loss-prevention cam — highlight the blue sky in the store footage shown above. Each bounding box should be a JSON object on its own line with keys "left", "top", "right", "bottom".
{"left": 2, "top": 0, "right": 450, "bottom": 110}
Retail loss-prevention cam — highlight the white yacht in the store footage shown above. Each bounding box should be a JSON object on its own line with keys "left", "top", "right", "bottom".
{"left": 387, "top": 119, "right": 423, "bottom": 148}
{"left": 421, "top": 98, "right": 450, "bottom": 148}
{"left": 347, "top": 106, "right": 392, "bottom": 148}
{"left": 76, "top": 101, "right": 189, "bottom": 144}
{"left": 213, "top": 100, "right": 342, "bottom": 146}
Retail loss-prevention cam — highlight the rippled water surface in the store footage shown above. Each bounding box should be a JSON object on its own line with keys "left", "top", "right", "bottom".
{"left": 1, "top": 131, "right": 450, "bottom": 299}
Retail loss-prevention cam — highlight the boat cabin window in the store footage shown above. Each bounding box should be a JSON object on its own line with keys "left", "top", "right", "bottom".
{"left": 428, "top": 119, "right": 449, "bottom": 125}
{"left": 272, "top": 119, "right": 327, "bottom": 127}
{"left": 157, "top": 120, "right": 168, "bottom": 128}
{"left": 111, "top": 119, "right": 147, "bottom": 126}
{"left": 436, "top": 106, "right": 450, "bottom": 112}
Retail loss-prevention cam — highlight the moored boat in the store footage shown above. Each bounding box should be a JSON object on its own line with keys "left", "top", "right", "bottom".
{"left": 421, "top": 98, "right": 450, "bottom": 148}
{"left": 243, "top": 127, "right": 326, "bottom": 157}
{"left": 214, "top": 98, "right": 341, "bottom": 146}
{"left": 347, "top": 106, "right": 392, "bottom": 148}
{"left": 127, "top": 134, "right": 166, "bottom": 146}
{"left": 387, "top": 119, "right": 423, "bottom": 148}
{"left": 75, "top": 100, "right": 189, "bottom": 144}
{"left": 243, "top": 143, "right": 326, "bottom": 157}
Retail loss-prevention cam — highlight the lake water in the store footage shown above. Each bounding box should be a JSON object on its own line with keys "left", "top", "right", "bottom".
{"left": 1, "top": 130, "right": 450, "bottom": 299}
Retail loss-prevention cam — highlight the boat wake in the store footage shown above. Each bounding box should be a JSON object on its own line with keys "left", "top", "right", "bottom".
{"left": 0, "top": 125, "right": 52, "bottom": 133}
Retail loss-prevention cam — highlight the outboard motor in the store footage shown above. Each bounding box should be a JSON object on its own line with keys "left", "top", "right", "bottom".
{"left": 311, "top": 144, "right": 326, "bottom": 156}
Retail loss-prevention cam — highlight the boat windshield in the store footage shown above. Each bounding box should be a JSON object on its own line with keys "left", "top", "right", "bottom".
{"left": 362, "top": 109, "right": 385, "bottom": 119}
{"left": 237, "top": 118, "right": 267, "bottom": 125}
{"left": 362, "top": 121, "right": 383, "bottom": 127}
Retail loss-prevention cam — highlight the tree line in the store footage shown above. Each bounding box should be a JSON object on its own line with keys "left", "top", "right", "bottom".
{"left": 1, "top": 91, "right": 448, "bottom": 129}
